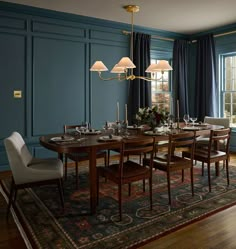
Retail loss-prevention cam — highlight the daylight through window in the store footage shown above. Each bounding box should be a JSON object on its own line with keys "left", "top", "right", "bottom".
{"left": 223, "top": 54, "right": 236, "bottom": 126}
{"left": 151, "top": 59, "right": 172, "bottom": 114}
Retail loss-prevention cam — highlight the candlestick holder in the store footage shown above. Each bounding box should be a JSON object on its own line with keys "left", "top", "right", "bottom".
{"left": 115, "top": 121, "right": 121, "bottom": 135}
{"left": 121, "top": 120, "right": 129, "bottom": 137}
{"left": 168, "top": 114, "right": 175, "bottom": 129}
{"left": 176, "top": 118, "right": 180, "bottom": 129}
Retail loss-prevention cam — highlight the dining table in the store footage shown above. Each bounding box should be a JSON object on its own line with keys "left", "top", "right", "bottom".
{"left": 39, "top": 123, "right": 224, "bottom": 214}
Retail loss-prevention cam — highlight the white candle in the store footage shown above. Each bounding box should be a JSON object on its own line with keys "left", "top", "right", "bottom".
{"left": 177, "top": 99, "right": 180, "bottom": 120}
{"left": 125, "top": 104, "right": 128, "bottom": 123}
{"left": 117, "top": 102, "right": 119, "bottom": 121}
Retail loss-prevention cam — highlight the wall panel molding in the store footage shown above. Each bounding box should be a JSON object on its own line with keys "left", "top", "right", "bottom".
{"left": 0, "top": 11, "right": 27, "bottom": 31}
{"left": 32, "top": 20, "right": 86, "bottom": 38}
{"left": 32, "top": 36, "right": 86, "bottom": 136}
{"left": 0, "top": 1, "right": 186, "bottom": 171}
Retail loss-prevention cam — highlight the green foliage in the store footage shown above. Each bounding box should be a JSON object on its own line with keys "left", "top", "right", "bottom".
{"left": 136, "top": 106, "right": 169, "bottom": 129}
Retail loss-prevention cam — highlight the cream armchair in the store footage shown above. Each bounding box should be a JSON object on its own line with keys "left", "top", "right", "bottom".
{"left": 4, "top": 131, "right": 64, "bottom": 218}
{"left": 204, "top": 116, "right": 230, "bottom": 128}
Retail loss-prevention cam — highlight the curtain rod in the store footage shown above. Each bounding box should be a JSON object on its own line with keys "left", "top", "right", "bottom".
{"left": 123, "top": 29, "right": 236, "bottom": 42}
{"left": 191, "top": 30, "right": 236, "bottom": 43}
{"left": 214, "top": 30, "right": 236, "bottom": 38}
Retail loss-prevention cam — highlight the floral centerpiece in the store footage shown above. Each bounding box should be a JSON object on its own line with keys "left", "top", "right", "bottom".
{"left": 136, "top": 106, "right": 169, "bottom": 130}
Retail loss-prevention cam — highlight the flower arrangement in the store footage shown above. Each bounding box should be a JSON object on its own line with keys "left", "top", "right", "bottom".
{"left": 136, "top": 106, "right": 169, "bottom": 130}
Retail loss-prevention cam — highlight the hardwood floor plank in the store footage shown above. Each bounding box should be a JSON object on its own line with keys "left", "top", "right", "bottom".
{"left": 140, "top": 206, "right": 236, "bottom": 249}
{"left": 0, "top": 192, "right": 27, "bottom": 249}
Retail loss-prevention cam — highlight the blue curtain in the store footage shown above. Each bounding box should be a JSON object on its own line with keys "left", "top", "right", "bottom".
{"left": 172, "top": 40, "right": 189, "bottom": 119}
{"left": 195, "top": 34, "right": 217, "bottom": 121}
{"left": 128, "top": 32, "right": 151, "bottom": 124}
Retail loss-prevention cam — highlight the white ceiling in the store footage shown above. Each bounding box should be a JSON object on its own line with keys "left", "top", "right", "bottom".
{"left": 3, "top": 0, "right": 236, "bottom": 34}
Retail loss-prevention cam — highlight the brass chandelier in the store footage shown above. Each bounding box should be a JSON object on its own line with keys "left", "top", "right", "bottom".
{"left": 90, "top": 5, "right": 173, "bottom": 81}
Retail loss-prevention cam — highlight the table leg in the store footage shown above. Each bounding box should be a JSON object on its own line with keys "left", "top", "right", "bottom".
{"left": 89, "top": 147, "right": 97, "bottom": 214}
{"left": 215, "top": 162, "right": 220, "bottom": 176}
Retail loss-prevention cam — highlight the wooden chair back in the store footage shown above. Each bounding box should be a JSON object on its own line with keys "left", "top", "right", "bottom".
{"left": 63, "top": 124, "right": 81, "bottom": 134}
{"left": 208, "top": 128, "right": 231, "bottom": 154}
{"left": 167, "top": 131, "right": 196, "bottom": 165}
{"left": 123, "top": 137, "right": 155, "bottom": 157}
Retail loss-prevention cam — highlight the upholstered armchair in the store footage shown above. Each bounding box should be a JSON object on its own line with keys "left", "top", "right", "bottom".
{"left": 4, "top": 131, "right": 64, "bottom": 218}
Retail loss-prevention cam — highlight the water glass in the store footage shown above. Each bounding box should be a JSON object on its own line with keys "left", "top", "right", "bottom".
{"left": 183, "top": 114, "right": 190, "bottom": 126}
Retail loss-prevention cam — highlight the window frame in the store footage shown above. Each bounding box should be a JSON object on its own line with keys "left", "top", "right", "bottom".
{"left": 220, "top": 52, "right": 236, "bottom": 127}
{"left": 150, "top": 58, "right": 173, "bottom": 113}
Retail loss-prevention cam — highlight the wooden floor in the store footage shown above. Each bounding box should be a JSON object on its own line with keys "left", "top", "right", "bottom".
{"left": 0, "top": 171, "right": 26, "bottom": 249}
{"left": 1, "top": 155, "right": 236, "bottom": 249}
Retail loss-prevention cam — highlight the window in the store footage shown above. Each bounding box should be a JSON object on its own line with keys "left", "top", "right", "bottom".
{"left": 222, "top": 54, "right": 236, "bottom": 126}
{"left": 151, "top": 59, "right": 172, "bottom": 113}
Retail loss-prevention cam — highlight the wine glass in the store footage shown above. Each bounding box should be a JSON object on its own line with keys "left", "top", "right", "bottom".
{"left": 190, "top": 117, "right": 197, "bottom": 126}
{"left": 183, "top": 114, "right": 190, "bottom": 126}
{"left": 167, "top": 114, "right": 174, "bottom": 129}
{"left": 75, "top": 127, "right": 81, "bottom": 139}
{"left": 81, "top": 121, "right": 89, "bottom": 130}
{"left": 78, "top": 121, "right": 88, "bottom": 138}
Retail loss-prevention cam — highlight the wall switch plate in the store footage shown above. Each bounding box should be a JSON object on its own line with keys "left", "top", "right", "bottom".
{"left": 14, "top": 90, "right": 22, "bottom": 98}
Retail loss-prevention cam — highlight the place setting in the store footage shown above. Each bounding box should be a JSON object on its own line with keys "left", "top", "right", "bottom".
{"left": 182, "top": 115, "right": 200, "bottom": 130}
{"left": 50, "top": 135, "right": 87, "bottom": 145}
{"left": 98, "top": 120, "right": 130, "bottom": 142}
{"left": 50, "top": 135, "right": 74, "bottom": 142}
{"left": 98, "top": 134, "right": 123, "bottom": 142}
{"left": 181, "top": 114, "right": 210, "bottom": 131}
{"left": 144, "top": 126, "right": 170, "bottom": 136}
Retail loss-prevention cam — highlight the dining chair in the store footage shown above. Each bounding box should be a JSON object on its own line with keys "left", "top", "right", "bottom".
{"left": 97, "top": 136, "right": 155, "bottom": 221}
{"left": 143, "top": 131, "right": 196, "bottom": 205}
{"left": 64, "top": 125, "right": 107, "bottom": 189}
{"left": 196, "top": 117, "right": 230, "bottom": 175}
{"left": 196, "top": 116, "right": 230, "bottom": 145}
{"left": 106, "top": 123, "right": 143, "bottom": 167}
{"left": 183, "top": 128, "right": 231, "bottom": 192}
{"left": 4, "top": 131, "right": 64, "bottom": 219}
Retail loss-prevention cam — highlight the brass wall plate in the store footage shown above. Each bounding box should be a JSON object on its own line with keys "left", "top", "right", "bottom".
{"left": 14, "top": 90, "right": 22, "bottom": 98}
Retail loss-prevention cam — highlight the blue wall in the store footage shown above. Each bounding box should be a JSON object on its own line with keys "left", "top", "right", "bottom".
{"left": 1, "top": 2, "right": 236, "bottom": 171}
{"left": 0, "top": 1, "right": 183, "bottom": 170}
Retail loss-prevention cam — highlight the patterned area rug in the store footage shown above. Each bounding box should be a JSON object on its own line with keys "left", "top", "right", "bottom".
{"left": 1, "top": 160, "right": 236, "bottom": 249}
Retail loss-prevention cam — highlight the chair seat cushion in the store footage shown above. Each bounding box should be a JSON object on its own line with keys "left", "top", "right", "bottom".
{"left": 27, "top": 157, "right": 63, "bottom": 182}
{"left": 196, "top": 137, "right": 226, "bottom": 146}
{"left": 143, "top": 155, "right": 192, "bottom": 171}
{"left": 99, "top": 160, "right": 149, "bottom": 182}
{"left": 183, "top": 149, "right": 227, "bottom": 161}
{"left": 196, "top": 137, "right": 209, "bottom": 144}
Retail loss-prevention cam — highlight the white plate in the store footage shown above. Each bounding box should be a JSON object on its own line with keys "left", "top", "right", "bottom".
{"left": 82, "top": 130, "right": 101, "bottom": 135}
{"left": 144, "top": 131, "right": 166, "bottom": 136}
{"left": 127, "top": 126, "right": 142, "bottom": 129}
{"left": 50, "top": 136, "right": 74, "bottom": 142}
{"left": 182, "top": 126, "right": 200, "bottom": 131}
{"left": 98, "top": 135, "right": 122, "bottom": 142}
